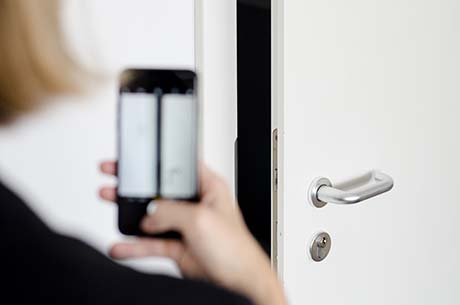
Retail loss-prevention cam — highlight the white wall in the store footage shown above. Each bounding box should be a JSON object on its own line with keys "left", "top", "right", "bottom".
{"left": 0, "top": 0, "right": 236, "bottom": 275}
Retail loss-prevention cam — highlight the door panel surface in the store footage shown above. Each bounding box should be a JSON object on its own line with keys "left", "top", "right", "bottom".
{"left": 273, "top": 0, "right": 460, "bottom": 304}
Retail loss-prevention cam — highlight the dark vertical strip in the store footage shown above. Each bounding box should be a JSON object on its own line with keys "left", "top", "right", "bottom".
{"left": 156, "top": 92, "right": 162, "bottom": 196}
{"left": 237, "top": 0, "right": 271, "bottom": 255}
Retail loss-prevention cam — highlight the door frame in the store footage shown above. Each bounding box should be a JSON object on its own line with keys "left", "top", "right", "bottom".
{"left": 195, "top": 0, "right": 274, "bottom": 258}
{"left": 272, "top": 0, "right": 284, "bottom": 273}
{"left": 194, "top": 0, "right": 238, "bottom": 192}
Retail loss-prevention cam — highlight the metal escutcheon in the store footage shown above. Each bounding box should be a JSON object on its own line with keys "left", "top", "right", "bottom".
{"left": 310, "top": 232, "right": 332, "bottom": 262}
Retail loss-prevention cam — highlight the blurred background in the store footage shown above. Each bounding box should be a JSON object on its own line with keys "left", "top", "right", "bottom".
{"left": 0, "top": 0, "right": 236, "bottom": 275}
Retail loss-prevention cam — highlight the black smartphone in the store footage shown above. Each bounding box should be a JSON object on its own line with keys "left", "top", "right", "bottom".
{"left": 117, "top": 68, "right": 199, "bottom": 238}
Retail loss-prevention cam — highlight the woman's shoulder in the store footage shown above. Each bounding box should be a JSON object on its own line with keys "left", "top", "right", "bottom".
{"left": 0, "top": 180, "right": 252, "bottom": 305}
{"left": 0, "top": 179, "right": 51, "bottom": 236}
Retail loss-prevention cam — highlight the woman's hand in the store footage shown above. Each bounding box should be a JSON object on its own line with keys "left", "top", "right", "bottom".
{"left": 99, "top": 161, "right": 287, "bottom": 305}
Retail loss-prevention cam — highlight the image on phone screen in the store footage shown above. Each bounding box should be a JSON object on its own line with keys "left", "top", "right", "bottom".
{"left": 117, "top": 69, "right": 198, "bottom": 203}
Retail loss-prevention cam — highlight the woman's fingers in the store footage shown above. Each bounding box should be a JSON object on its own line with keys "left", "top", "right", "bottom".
{"left": 99, "top": 186, "right": 117, "bottom": 202}
{"left": 141, "top": 201, "right": 199, "bottom": 234}
{"left": 110, "top": 238, "right": 184, "bottom": 261}
{"left": 99, "top": 161, "right": 117, "bottom": 202}
{"left": 100, "top": 160, "right": 117, "bottom": 176}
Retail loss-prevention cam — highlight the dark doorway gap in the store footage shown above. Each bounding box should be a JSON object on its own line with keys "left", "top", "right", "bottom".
{"left": 236, "top": 1, "right": 271, "bottom": 255}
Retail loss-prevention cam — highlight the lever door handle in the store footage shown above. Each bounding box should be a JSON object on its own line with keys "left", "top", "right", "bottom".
{"left": 308, "top": 170, "right": 394, "bottom": 208}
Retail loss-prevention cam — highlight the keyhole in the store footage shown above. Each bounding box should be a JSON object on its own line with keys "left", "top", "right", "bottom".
{"left": 318, "top": 237, "right": 328, "bottom": 248}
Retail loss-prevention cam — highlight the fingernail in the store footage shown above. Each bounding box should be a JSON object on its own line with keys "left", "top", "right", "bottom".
{"left": 147, "top": 201, "right": 158, "bottom": 215}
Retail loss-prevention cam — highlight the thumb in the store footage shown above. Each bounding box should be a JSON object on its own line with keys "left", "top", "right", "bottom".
{"left": 141, "top": 200, "right": 198, "bottom": 234}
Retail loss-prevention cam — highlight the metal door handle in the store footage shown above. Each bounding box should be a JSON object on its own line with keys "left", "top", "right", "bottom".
{"left": 309, "top": 170, "right": 394, "bottom": 208}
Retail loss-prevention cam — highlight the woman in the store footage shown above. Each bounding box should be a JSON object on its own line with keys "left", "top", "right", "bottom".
{"left": 0, "top": 1, "right": 288, "bottom": 305}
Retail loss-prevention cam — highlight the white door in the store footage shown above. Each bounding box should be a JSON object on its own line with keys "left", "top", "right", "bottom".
{"left": 272, "top": 0, "right": 460, "bottom": 304}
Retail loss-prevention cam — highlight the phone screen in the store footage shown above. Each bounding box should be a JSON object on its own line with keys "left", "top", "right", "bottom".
{"left": 117, "top": 69, "right": 198, "bottom": 201}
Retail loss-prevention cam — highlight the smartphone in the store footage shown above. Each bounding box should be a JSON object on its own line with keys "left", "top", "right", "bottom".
{"left": 117, "top": 69, "right": 199, "bottom": 237}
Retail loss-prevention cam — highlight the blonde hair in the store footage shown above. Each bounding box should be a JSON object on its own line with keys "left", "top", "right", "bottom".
{"left": 0, "top": 0, "right": 86, "bottom": 122}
